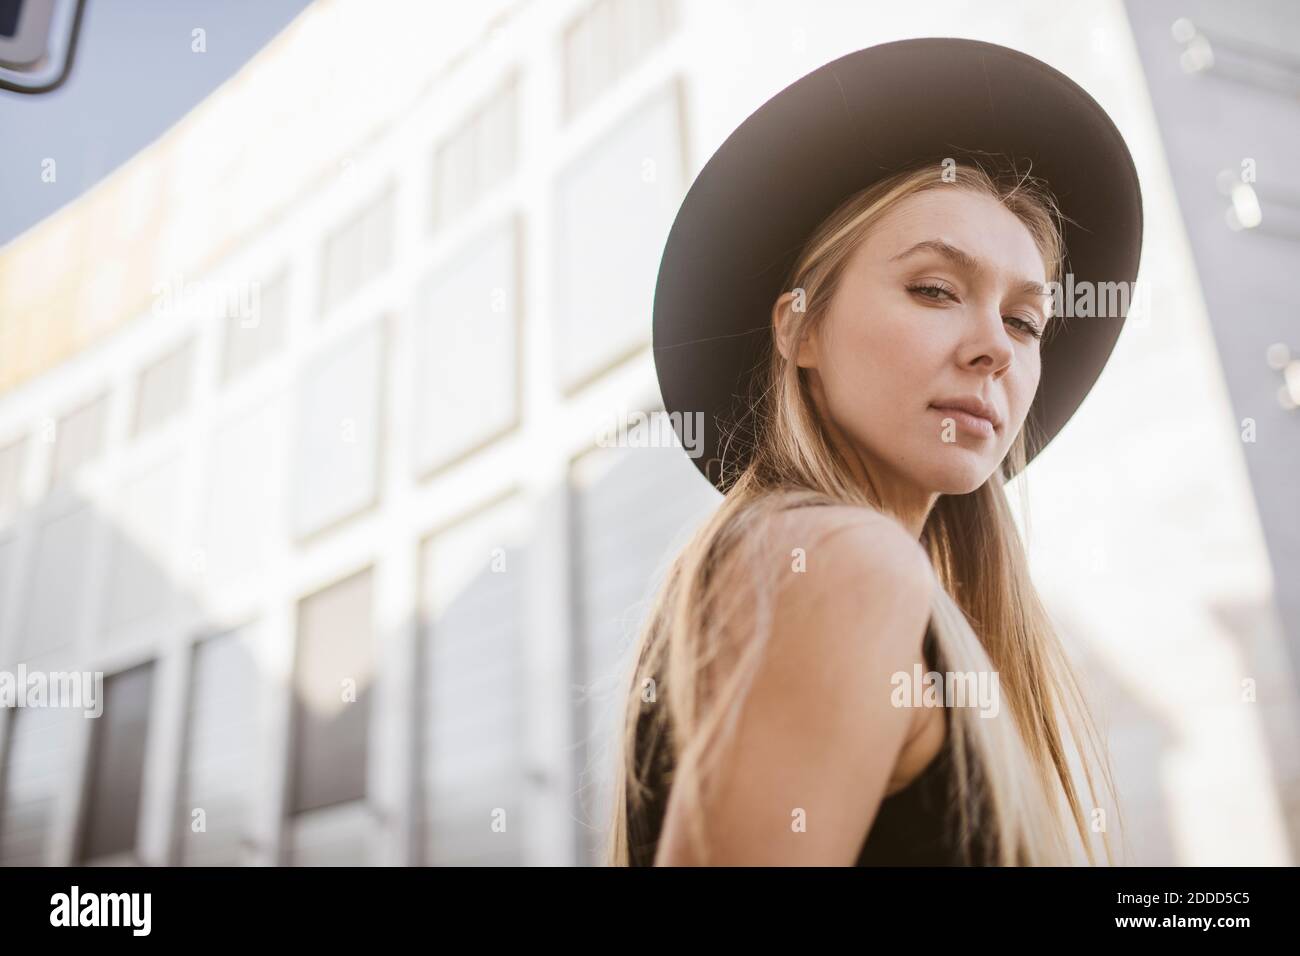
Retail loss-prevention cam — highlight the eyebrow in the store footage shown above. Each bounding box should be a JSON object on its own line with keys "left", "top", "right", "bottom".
{"left": 890, "top": 239, "right": 1050, "bottom": 301}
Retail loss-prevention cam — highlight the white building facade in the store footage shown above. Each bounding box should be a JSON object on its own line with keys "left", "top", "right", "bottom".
{"left": 0, "top": 0, "right": 1294, "bottom": 866}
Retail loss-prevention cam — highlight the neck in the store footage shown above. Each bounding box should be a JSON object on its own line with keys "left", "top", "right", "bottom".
{"left": 831, "top": 431, "right": 937, "bottom": 539}
{"left": 805, "top": 379, "right": 938, "bottom": 539}
{"left": 876, "top": 486, "right": 939, "bottom": 540}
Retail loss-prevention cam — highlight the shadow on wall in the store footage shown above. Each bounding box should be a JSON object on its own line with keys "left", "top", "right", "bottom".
{"left": 0, "top": 486, "right": 391, "bottom": 867}
{"left": 0, "top": 428, "right": 725, "bottom": 867}
{"left": 1207, "top": 593, "right": 1300, "bottom": 864}
{"left": 1052, "top": 595, "right": 1300, "bottom": 866}
{"left": 1061, "top": 621, "right": 1180, "bottom": 866}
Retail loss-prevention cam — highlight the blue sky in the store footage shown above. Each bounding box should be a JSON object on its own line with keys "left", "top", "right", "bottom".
{"left": 0, "top": 0, "right": 311, "bottom": 246}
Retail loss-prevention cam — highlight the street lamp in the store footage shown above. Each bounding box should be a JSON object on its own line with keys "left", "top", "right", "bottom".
{"left": 0, "top": 0, "right": 86, "bottom": 94}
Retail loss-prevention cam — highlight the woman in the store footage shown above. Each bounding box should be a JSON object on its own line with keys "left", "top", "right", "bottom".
{"left": 604, "top": 38, "right": 1144, "bottom": 866}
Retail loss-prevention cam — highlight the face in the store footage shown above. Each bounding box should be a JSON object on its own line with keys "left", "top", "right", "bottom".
{"left": 777, "top": 187, "right": 1051, "bottom": 499}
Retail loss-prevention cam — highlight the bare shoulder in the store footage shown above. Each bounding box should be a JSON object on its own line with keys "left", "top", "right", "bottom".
{"left": 656, "top": 500, "right": 935, "bottom": 864}
{"left": 707, "top": 500, "right": 934, "bottom": 665}
{"left": 768, "top": 503, "right": 932, "bottom": 581}
{"left": 742, "top": 503, "right": 934, "bottom": 643}
{"left": 765, "top": 502, "right": 933, "bottom": 660}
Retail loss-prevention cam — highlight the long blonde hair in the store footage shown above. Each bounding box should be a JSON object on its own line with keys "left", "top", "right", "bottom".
{"left": 605, "top": 157, "right": 1123, "bottom": 866}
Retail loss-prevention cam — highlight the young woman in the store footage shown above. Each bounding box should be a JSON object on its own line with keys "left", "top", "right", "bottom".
{"left": 604, "top": 39, "right": 1144, "bottom": 866}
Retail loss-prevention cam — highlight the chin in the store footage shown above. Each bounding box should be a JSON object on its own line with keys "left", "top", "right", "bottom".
{"left": 918, "top": 454, "right": 996, "bottom": 496}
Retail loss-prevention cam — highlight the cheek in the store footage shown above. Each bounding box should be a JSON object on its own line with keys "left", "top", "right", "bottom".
{"left": 820, "top": 312, "right": 888, "bottom": 396}
{"left": 1008, "top": 356, "right": 1042, "bottom": 419}
{"left": 818, "top": 310, "right": 931, "bottom": 417}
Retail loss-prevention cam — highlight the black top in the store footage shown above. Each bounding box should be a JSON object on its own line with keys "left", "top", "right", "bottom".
{"left": 626, "top": 621, "right": 986, "bottom": 866}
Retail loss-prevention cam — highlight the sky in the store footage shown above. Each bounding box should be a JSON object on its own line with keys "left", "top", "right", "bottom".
{"left": 0, "top": 0, "right": 312, "bottom": 246}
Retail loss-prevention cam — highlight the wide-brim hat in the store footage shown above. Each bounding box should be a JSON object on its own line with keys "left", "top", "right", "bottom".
{"left": 652, "top": 37, "right": 1143, "bottom": 492}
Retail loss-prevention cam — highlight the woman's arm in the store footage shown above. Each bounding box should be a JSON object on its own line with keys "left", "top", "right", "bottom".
{"left": 655, "top": 506, "right": 934, "bottom": 865}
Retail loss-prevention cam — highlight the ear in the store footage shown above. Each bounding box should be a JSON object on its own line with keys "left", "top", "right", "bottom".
{"left": 772, "top": 289, "right": 819, "bottom": 369}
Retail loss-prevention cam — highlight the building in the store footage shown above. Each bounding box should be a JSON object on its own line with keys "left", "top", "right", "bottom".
{"left": 0, "top": 0, "right": 1295, "bottom": 866}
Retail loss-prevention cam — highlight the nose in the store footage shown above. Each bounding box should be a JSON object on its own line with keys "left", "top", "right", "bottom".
{"left": 957, "top": 300, "right": 1015, "bottom": 378}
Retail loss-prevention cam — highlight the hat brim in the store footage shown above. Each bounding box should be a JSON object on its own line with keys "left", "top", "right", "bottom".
{"left": 652, "top": 37, "right": 1144, "bottom": 492}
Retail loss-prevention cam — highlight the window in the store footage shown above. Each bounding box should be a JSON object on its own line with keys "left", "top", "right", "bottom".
{"left": 562, "top": 0, "right": 678, "bottom": 122}
{"left": 431, "top": 77, "right": 517, "bottom": 233}
{"left": 288, "top": 568, "right": 375, "bottom": 864}
{"left": 202, "top": 399, "right": 285, "bottom": 593}
{"left": 290, "top": 320, "right": 384, "bottom": 538}
{"left": 0, "top": 535, "right": 13, "bottom": 655}
{"left": 49, "top": 393, "right": 107, "bottom": 489}
{"left": 412, "top": 221, "right": 519, "bottom": 476}
{"left": 568, "top": 436, "right": 717, "bottom": 863}
{"left": 79, "top": 663, "right": 155, "bottom": 863}
{"left": 553, "top": 83, "right": 685, "bottom": 390}
{"left": 175, "top": 626, "right": 262, "bottom": 865}
{"left": 419, "top": 498, "right": 532, "bottom": 865}
{"left": 0, "top": 440, "right": 23, "bottom": 637}
{"left": 0, "top": 705, "right": 82, "bottom": 865}
{"left": 21, "top": 504, "right": 96, "bottom": 660}
{"left": 288, "top": 801, "right": 379, "bottom": 866}
{"left": 221, "top": 272, "right": 288, "bottom": 384}
{"left": 104, "top": 457, "right": 182, "bottom": 636}
{"left": 134, "top": 338, "right": 194, "bottom": 438}
{"left": 0, "top": 437, "right": 25, "bottom": 525}
{"left": 320, "top": 185, "right": 395, "bottom": 315}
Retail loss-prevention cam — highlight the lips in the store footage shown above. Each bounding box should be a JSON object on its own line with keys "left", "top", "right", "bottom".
{"left": 929, "top": 396, "right": 1001, "bottom": 429}
{"left": 931, "top": 406, "right": 996, "bottom": 439}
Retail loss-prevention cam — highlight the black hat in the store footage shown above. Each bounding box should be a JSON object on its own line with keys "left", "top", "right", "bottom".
{"left": 652, "top": 37, "right": 1143, "bottom": 492}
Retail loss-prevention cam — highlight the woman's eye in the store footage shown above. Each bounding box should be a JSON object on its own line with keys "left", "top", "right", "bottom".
{"left": 1005, "top": 316, "right": 1044, "bottom": 340}
{"left": 907, "top": 283, "right": 955, "bottom": 301}
{"left": 909, "top": 282, "right": 1044, "bottom": 341}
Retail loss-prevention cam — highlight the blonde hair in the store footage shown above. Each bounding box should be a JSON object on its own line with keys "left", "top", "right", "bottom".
{"left": 604, "top": 156, "right": 1122, "bottom": 866}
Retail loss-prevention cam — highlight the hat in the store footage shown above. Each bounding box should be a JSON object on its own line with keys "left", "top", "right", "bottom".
{"left": 651, "top": 37, "right": 1143, "bottom": 492}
